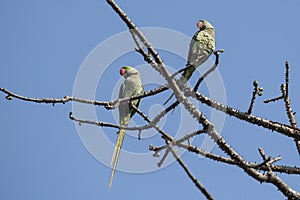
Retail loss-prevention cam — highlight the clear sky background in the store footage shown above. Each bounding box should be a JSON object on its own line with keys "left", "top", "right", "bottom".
{"left": 1, "top": 0, "right": 300, "bottom": 199}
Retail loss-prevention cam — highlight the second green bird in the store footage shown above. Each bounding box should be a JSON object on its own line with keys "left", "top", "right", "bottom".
{"left": 164, "top": 20, "right": 215, "bottom": 104}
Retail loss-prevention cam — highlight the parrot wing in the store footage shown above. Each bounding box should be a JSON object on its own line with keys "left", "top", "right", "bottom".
{"left": 164, "top": 27, "right": 215, "bottom": 105}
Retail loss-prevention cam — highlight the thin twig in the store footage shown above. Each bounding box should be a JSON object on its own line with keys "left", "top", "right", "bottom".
{"left": 149, "top": 129, "right": 205, "bottom": 159}
{"left": 258, "top": 148, "right": 272, "bottom": 173}
{"left": 157, "top": 148, "right": 170, "bottom": 167}
{"left": 263, "top": 61, "right": 300, "bottom": 155}
{"left": 149, "top": 145, "right": 164, "bottom": 157}
{"left": 0, "top": 86, "right": 169, "bottom": 109}
{"left": 193, "top": 49, "right": 223, "bottom": 92}
{"left": 176, "top": 129, "right": 206, "bottom": 144}
{"left": 169, "top": 147, "right": 214, "bottom": 200}
{"left": 281, "top": 84, "right": 297, "bottom": 128}
{"left": 69, "top": 112, "right": 162, "bottom": 133}
{"left": 0, "top": 87, "right": 109, "bottom": 106}
{"left": 247, "top": 81, "right": 259, "bottom": 114}
{"left": 70, "top": 99, "right": 179, "bottom": 140}
{"left": 285, "top": 61, "right": 290, "bottom": 97}
{"left": 190, "top": 89, "right": 300, "bottom": 140}
{"left": 178, "top": 143, "right": 299, "bottom": 175}
{"left": 69, "top": 112, "right": 121, "bottom": 129}
{"left": 131, "top": 103, "right": 173, "bottom": 142}
{"left": 105, "top": 85, "right": 168, "bottom": 109}
{"left": 264, "top": 95, "right": 283, "bottom": 104}
{"left": 281, "top": 62, "right": 300, "bottom": 155}
{"left": 129, "top": 29, "right": 144, "bottom": 52}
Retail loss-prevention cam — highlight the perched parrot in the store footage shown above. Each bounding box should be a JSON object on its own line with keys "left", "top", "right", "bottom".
{"left": 164, "top": 20, "right": 215, "bottom": 104}
{"left": 108, "top": 66, "right": 144, "bottom": 188}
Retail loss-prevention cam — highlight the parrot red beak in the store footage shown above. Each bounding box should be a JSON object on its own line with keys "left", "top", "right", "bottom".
{"left": 120, "top": 68, "right": 126, "bottom": 76}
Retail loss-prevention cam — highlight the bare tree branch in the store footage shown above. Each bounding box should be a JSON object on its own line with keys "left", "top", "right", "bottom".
{"left": 0, "top": 87, "right": 99, "bottom": 106}
{"left": 1, "top": 1, "right": 299, "bottom": 199}
{"left": 282, "top": 84, "right": 297, "bottom": 128}
{"left": 169, "top": 147, "right": 214, "bottom": 200}
{"left": 192, "top": 89, "right": 300, "bottom": 140}
{"left": 0, "top": 86, "right": 168, "bottom": 109}
{"left": 157, "top": 148, "right": 170, "bottom": 168}
{"left": 281, "top": 61, "right": 300, "bottom": 155}
{"left": 4, "top": 84, "right": 299, "bottom": 142}
{"left": 264, "top": 95, "right": 283, "bottom": 103}
{"left": 285, "top": 61, "right": 290, "bottom": 97}
{"left": 262, "top": 61, "right": 300, "bottom": 156}
{"left": 131, "top": 103, "right": 174, "bottom": 142}
{"left": 193, "top": 49, "right": 223, "bottom": 92}
{"left": 247, "top": 80, "right": 259, "bottom": 114}
{"left": 178, "top": 142, "right": 300, "bottom": 174}
{"left": 106, "top": 2, "right": 300, "bottom": 197}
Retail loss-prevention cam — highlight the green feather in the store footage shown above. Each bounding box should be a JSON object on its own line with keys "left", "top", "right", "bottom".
{"left": 109, "top": 66, "right": 144, "bottom": 188}
{"left": 164, "top": 20, "right": 215, "bottom": 105}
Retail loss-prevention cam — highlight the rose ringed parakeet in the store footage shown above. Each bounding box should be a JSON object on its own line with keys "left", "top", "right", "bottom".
{"left": 164, "top": 20, "right": 215, "bottom": 105}
{"left": 108, "top": 66, "right": 144, "bottom": 188}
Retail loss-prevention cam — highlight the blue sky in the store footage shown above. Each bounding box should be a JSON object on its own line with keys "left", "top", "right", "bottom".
{"left": 1, "top": 0, "right": 300, "bottom": 199}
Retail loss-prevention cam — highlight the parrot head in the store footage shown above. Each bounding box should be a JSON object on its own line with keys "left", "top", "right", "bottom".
{"left": 120, "top": 66, "right": 139, "bottom": 78}
{"left": 197, "top": 20, "right": 214, "bottom": 31}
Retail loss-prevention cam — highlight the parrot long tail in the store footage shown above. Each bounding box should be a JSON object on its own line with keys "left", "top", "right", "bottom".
{"left": 108, "top": 129, "right": 126, "bottom": 189}
{"left": 163, "top": 64, "right": 195, "bottom": 105}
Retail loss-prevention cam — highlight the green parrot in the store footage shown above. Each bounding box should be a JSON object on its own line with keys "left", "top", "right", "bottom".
{"left": 109, "top": 66, "right": 144, "bottom": 188}
{"left": 164, "top": 20, "right": 215, "bottom": 104}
